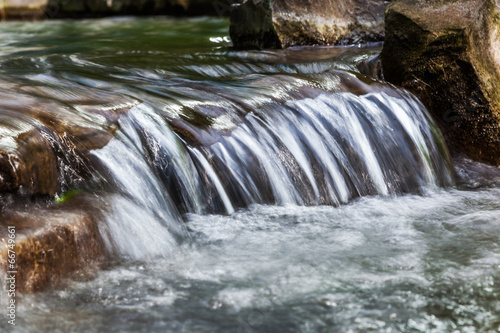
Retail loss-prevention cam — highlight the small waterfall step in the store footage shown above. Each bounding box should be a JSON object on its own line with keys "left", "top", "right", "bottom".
{"left": 90, "top": 88, "right": 454, "bottom": 260}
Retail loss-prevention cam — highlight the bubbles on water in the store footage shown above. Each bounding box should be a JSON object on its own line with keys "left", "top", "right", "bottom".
{"left": 9, "top": 186, "right": 499, "bottom": 332}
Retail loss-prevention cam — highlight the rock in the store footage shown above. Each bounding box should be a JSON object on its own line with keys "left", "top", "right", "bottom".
{"left": 0, "top": 126, "right": 59, "bottom": 196}
{"left": 0, "top": 83, "right": 139, "bottom": 197}
{"left": 1, "top": 0, "right": 47, "bottom": 19}
{"left": 357, "top": 54, "right": 383, "bottom": 80}
{"left": 0, "top": 196, "right": 109, "bottom": 292}
{"left": 1, "top": 0, "right": 238, "bottom": 18}
{"left": 229, "top": 0, "right": 386, "bottom": 49}
{"left": 381, "top": 0, "right": 500, "bottom": 165}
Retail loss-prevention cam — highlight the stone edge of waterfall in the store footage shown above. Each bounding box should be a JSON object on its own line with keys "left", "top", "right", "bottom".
{"left": 0, "top": 87, "right": 456, "bottom": 293}
{"left": 0, "top": 194, "right": 110, "bottom": 293}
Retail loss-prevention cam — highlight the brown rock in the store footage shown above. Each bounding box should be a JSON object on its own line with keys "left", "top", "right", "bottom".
{"left": 0, "top": 83, "right": 139, "bottom": 196}
{"left": 0, "top": 125, "right": 59, "bottom": 196}
{"left": 229, "top": 0, "right": 386, "bottom": 49}
{"left": 381, "top": 0, "right": 500, "bottom": 165}
{"left": 0, "top": 196, "right": 109, "bottom": 293}
{"left": 1, "top": 0, "right": 47, "bottom": 19}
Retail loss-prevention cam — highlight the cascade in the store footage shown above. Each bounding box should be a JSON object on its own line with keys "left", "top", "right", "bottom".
{"left": 91, "top": 89, "right": 453, "bottom": 259}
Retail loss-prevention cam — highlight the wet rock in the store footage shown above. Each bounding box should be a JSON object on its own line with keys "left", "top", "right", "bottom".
{"left": 0, "top": 196, "right": 109, "bottom": 293}
{"left": 357, "top": 54, "right": 383, "bottom": 80}
{"left": 381, "top": 0, "right": 500, "bottom": 165}
{"left": 0, "top": 126, "right": 59, "bottom": 196}
{"left": 0, "top": 83, "right": 139, "bottom": 197}
{"left": 229, "top": 0, "right": 386, "bottom": 49}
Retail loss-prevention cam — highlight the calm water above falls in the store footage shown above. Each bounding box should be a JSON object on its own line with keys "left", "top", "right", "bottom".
{"left": 0, "top": 17, "right": 499, "bottom": 332}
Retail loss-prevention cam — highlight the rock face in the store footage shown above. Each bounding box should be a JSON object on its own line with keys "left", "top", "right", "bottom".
{"left": 229, "top": 0, "right": 386, "bottom": 49}
{"left": 381, "top": 0, "right": 500, "bottom": 165}
{"left": 0, "top": 127, "right": 59, "bottom": 196}
{"left": 0, "top": 196, "right": 109, "bottom": 292}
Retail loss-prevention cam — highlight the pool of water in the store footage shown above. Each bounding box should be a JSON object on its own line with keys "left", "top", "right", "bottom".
{"left": 13, "top": 165, "right": 500, "bottom": 332}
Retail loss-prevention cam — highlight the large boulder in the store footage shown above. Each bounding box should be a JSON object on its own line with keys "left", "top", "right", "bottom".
{"left": 229, "top": 0, "right": 386, "bottom": 49}
{"left": 381, "top": 0, "right": 500, "bottom": 165}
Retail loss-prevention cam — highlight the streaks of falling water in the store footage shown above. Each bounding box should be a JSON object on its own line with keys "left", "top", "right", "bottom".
{"left": 91, "top": 138, "right": 184, "bottom": 260}
{"left": 91, "top": 90, "right": 453, "bottom": 259}
{"left": 189, "top": 147, "right": 235, "bottom": 215}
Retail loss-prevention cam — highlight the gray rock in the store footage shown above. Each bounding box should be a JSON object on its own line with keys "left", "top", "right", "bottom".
{"left": 229, "top": 0, "right": 386, "bottom": 49}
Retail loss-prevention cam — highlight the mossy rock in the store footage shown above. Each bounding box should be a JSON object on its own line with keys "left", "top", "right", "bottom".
{"left": 381, "top": 0, "right": 500, "bottom": 165}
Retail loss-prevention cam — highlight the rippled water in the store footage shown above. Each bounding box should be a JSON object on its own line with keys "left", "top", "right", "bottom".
{"left": 14, "top": 170, "right": 500, "bottom": 332}
{"left": 0, "top": 17, "right": 499, "bottom": 333}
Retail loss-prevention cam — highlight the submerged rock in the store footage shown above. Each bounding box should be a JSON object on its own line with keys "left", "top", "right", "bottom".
{"left": 381, "top": 0, "right": 500, "bottom": 165}
{"left": 229, "top": 0, "right": 386, "bottom": 49}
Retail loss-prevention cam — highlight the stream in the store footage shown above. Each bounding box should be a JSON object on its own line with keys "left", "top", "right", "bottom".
{"left": 0, "top": 17, "right": 499, "bottom": 332}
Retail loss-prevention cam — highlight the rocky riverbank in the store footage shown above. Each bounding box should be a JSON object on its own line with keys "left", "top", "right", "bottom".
{"left": 0, "top": 0, "right": 238, "bottom": 19}
{"left": 0, "top": 196, "right": 108, "bottom": 293}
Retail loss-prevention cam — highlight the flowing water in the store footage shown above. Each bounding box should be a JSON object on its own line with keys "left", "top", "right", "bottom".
{"left": 0, "top": 17, "right": 499, "bottom": 332}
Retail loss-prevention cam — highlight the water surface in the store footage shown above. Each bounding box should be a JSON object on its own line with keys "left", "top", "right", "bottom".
{"left": 0, "top": 17, "right": 499, "bottom": 333}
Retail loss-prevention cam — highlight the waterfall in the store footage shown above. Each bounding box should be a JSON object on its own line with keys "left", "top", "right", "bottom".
{"left": 90, "top": 89, "right": 453, "bottom": 259}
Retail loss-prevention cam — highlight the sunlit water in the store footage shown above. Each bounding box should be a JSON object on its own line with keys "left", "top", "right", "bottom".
{"left": 0, "top": 17, "right": 499, "bottom": 332}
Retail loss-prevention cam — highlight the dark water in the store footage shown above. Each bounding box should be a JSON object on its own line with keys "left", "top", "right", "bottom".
{"left": 0, "top": 17, "right": 499, "bottom": 333}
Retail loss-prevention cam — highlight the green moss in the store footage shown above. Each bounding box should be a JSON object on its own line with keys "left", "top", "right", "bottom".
{"left": 55, "top": 189, "right": 84, "bottom": 204}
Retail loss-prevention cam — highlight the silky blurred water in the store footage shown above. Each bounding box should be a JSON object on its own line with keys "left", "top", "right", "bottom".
{"left": 0, "top": 17, "right": 499, "bottom": 333}
{"left": 11, "top": 166, "right": 500, "bottom": 333}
